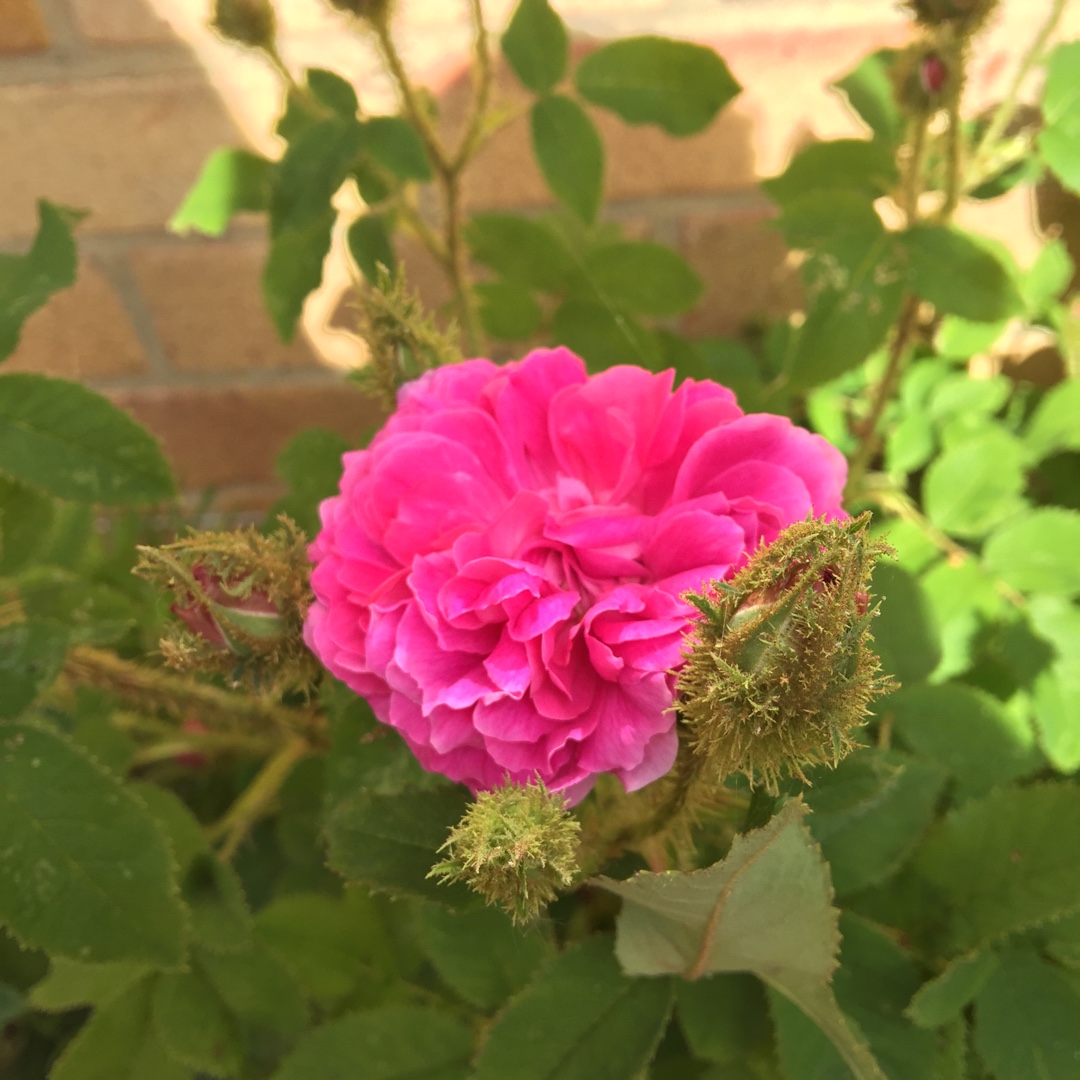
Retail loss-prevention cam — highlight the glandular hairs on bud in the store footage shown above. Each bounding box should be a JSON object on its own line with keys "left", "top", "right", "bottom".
{"left": 677, "top": 513, "right": 896, "bottom": 794}
{"left": 429, "top": 779, "right": 581, "bottom": 924}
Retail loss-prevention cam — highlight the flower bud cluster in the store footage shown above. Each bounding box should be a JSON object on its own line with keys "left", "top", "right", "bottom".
{"left": 135, "top": 518, "right": 316, "bottom": 691}
{"left": 677, "top": 514, "right": 895, "bottom": 793}
{"left": 429, "top": 780, "right": 581, "bottom": 924}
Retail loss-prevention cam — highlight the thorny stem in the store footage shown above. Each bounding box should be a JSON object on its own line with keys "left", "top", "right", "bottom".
{"left": 845, "top": 292, "right": 922, "bottom": 500}
{"left": 131, "top": 731, "right": 280, "bottom": 768}
{"left": 967, "top": 0, "right": 1069, "bottom": 184}
{"left": 367, "top": 4, "right": 486, "bottom": 354}
{"left": 63, "top": 645, "right": 326, "bottom": 745}
{"left": 941, "top": 92, "right": 964, "bottom": 220}
{"left": 208, "top": 735, "right": 310, "bottom": 860}
{"left": 900, "top": 114, "right": 929, "bottom": 222}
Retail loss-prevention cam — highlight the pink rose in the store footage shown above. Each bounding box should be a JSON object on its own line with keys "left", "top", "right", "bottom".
{"left": 304, "top": 349, "right": 846, "bottom": 803}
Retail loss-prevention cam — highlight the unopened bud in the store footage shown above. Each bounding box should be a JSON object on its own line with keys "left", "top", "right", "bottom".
{"left": 135, "top": 519, "right": 316, "bottom": 690}
{"left": 919, "top": 54, "right": 948, "bottom": 95}
{"left": 171, "top": 563, "right": 285, "bottom": 650}
{"left": 893, "top": 43, "right": 958, "bottom": 115}
{"left": 210, "top": 0, "right": 277, "bottom": 50}
{"left": 429, "top": 780, "right": 580, "bottom": 923}
{"left": 678, "top": 513, "right": 896, "bottom": 793}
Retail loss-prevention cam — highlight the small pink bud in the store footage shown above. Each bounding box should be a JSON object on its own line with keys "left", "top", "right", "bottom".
{"left": 920, "top": 54, "right": 948, "bottom": 95}
{"left": 171, "top": 564, "right": 282, "bottom": 653}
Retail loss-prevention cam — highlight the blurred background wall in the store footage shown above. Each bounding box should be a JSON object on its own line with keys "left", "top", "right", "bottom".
{"left": 1, "top": 0, "right": 1075, "bottom": 512}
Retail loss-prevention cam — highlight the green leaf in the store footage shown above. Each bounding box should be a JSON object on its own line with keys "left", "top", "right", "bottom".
{"left": 762, "top": 139, "right": 898, "bottom": 206}
{"left": 17, "top": 567, "right": 136, "bottom": 647}
{"left": 0, "top": 722, "right": 187, "bottom": 966}
{"left": 268, "top": 426, "right": 349, "bottom": 536}
{"left": 833, "top": 915, "right": 939, "bottom": 1080}
{"left": 325, "top": 785, "right": 474, "bottom": 904}
{"left": 182, "top": 853, "right": 251, "bottom": 954}
{"left": 502, "top": 0, "right": 568, "bottom": 95}
{"left": 30, "top": 958, "right": 151, "bottom": 1012}
{"left": 130, "top": 782, "right": 207, "bottom": 879}
{"left": 934, "top": 315, "right": 1007, "bottom": 359}
{"left": 263, "top": 206, "right": 335, "bottom": 341}
{"left": 466, "top": 213, "right": 575, "bottom": 293}
{"left": 322, "top": 685, "right": 434, "bottom": 803}
{"left": 871, "top": 561, "right": 941, "bottom": 685}
{"left": 0, "top": 475, "right": 53, "bottom": 575}
{"left": 901, "top": 225, "right": 1022, "bottom": 322}
{"left": 0, "top": 200, "right": 84, "bottom": 363}
{"left": 973, "top": 950, "right": 1080, "bottom": 1079}
{"left": 270, "top": 1006, "right": 473, "bottom": 1080}
{"left": 253, "top": 892, "right": 374, "bottom": 1004}
{"left": 776, "top": 192, "right": 906, "bottom": 389}
{"left": 306, "top": 69, "right": 358, "bottom": 117}
{"left": 198, "top": 941, "right": 308, "bottom": 1042}
{"left": 416, "top": 903, "right": 552, "bottom": 1011}
{"left": 550, "top": 299, "right": 661, "bottom": 372}
{"left": 922, "top": 427, "right": 1026, "bottom": 539}
{"left": 905, "top": 951, "right": 999, "bottom": 1029}
{"left": 0, "top": 373, "right": 175, "bottom": 503}
{"left": 1027, "top": 594, "right": 1080, "bottom": 773}
{"left": 363, "top": 116, "right": 433, "bottom": 182}
{"left": 885, "top": 683, "right": 1041, "bottom": 797}
{"left": 1025, "top": 379, "right": 1080, "bottom": 461}
{"left": 1038, "top": 41, "right": 1080, "bottom": 194}
{"left": 576, "top": 36, "right": 740, "bottom": 136}
{"left": 1021, "top": 238, "right": 1073, "bottom": 314}
{"left": 983, "top": 508, "right": 1080, "bottom": 597}
{"left": 347, "top": 213, "right": 397, "bottom": 284}
{"left": 583, "top": 241, "right": 703, "bottom": 318}
{"left": 916, "top": 782, "right": 1080, "bottom": 951}
{"left": 676, "top": 973, "right": 771, "bottom": 1064}
{"left": 831, "top": 49, "right": 903, "bottom": 144}
{"left": 153, "top": 964, "right": 242, "bottom": 1078}
{"left": 598, "top": 802, "right": 886, "bottom": 1080}
{"left": 170, "top": 149, "right": 271, "bottom": 237}
{"left": 474, "top": 935, "right": 674, "bottom": 1080}
{"left": 927, "top": 372, "right": 1010, "bottom": 428}
{"left": 271, "top": 116, "right": 363, "bottom": 234}
{"left": 805, "top": 750, "right": 947, "bottom": 896}
{"left": 50, "top": 978, "right": 191, "bottom": 1080}
{"left": 885, "top": 411, "right": 934, "bottom": 476}
{"left": 0, "top": 620, "right": 68, "bottom": 719}
{"left": 475, "top": 280, "right": 542, "bottom": 341}
{"left": 531, "top": 95, "right": 604, "bottom": 224}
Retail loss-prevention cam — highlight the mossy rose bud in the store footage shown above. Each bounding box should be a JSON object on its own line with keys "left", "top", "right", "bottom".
{"left": 430, "top": 780, "right": 581, "bottom": 923}
{"left": 677, "top": 514, "right": 896, "bottom": 793}
{"left": 135, "top": 521, "right": 315, "bottom": 690}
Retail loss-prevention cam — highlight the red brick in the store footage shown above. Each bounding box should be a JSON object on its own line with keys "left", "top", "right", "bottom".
{"left": 129, "top": 240, "right": 323, "bottom": 374}
{"left": 0, "top": 0, "right": 49, "bottom": 54}
{"left": 69, "top": 0, "right": 172, "bottom": 44}
{"left": 6, "top": 259, "right": 148, "bottom": 379}
{"left": 108, "top": 382, "right": 384, "bottom": 491}
{"left": 0, "top": 75, "right": 239, "bottom": 238}
{"left": 679, "top": 208, "right": 802, "bottom": 338}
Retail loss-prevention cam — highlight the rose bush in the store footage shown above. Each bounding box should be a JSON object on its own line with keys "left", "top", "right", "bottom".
{"left": 305, "top": 348, "right": 847, "bottom": 799}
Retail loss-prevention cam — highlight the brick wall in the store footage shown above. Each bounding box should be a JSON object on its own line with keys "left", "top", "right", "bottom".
{"left": 2, "top": 0, "right": 1074, "bottom": 512}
